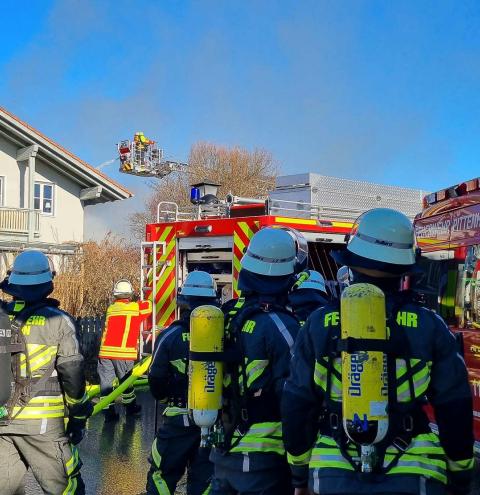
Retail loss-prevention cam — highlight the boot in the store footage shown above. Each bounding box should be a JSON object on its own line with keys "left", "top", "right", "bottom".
{"left": 125, "top": 401, "right": 142, "bottom": 416}
{"left": 103, "top": 405, "right": 120, "bottom": 423}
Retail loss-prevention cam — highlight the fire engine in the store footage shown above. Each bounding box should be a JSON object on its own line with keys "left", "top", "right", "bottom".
{"left": 414, "top": 177, "right": 480, "bottom": 453}
{"left": 140, "top": 173, "right": 425, "bottom": 346}
{"left": 117, "top": 134, "right": 478, "bottom": 454}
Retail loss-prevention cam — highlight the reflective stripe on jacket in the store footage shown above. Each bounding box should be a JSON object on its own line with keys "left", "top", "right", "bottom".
{"left": 282, "top": 295, "right": 474, "bottom": 488}
{"left": 98, "top": 299, "right": 152, "bottom": 360}
{"left": 309, "top": 433, "right": 447, "bottom": 484}
{"left": 221, "top": 296, "right": 300, "bottom": 456}
{"left": 5, "top": 300, "right": 88, "bottom": 424}
{"left": 230, "top": 421, "right": 284, "bottom": 455}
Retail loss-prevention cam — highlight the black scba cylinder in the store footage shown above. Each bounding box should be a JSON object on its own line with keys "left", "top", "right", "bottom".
{"left": 0, "top": 307, "right": 12, "bottom": 406}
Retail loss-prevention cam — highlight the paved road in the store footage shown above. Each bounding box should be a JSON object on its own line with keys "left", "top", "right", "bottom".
{"left": 24, "top": 390, "right": 480, "bottom": 494}
{"left": 26, "top": 389, "right": 160, "bottom": 495}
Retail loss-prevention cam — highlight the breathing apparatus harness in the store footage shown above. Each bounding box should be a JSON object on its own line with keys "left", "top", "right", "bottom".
{"left": 322, "top": 293, "right": 430, "bottom": 476}
{"left": 216, "top": 296, "right": 298, "bottom": 452}
{"left": 0, "top": 299, "right": 60, "bottom": 425}
{"left": 163, "top": 318, "right": 190, "bottom": 411}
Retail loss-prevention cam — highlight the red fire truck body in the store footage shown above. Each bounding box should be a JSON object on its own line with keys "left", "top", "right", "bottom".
{"left": 142, "top": 173, "right": 425, "bottom": 336}
{"left": 414, "top": 178, "right": 480, "bottom": 451}
{"left": 143, "top": 204, "right": 352, "bottom": 332}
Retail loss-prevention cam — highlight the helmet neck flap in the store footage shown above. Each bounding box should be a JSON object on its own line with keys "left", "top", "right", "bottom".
{"left": 238, "top": 268, "right": 295, "bottom": 297}
{"left": 288, "top": 288, "right": 329, "bottom": 308}
{"left": 177, "top": 295, "right": 218, "bottom": 317}
{"left": 0, "top": 278, "right": 54, "bottom": 303}
{"left": 349, "top": 269, "right": 402, "bottom": 295}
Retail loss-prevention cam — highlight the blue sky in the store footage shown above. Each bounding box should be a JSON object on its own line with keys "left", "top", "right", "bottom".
{"left": 1, "top": 0, "right": 480, "bottom": 239}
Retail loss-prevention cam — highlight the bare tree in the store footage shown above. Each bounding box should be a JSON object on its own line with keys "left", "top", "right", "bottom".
{"left": 129, "top": 141, "right": 278, "bottom": 239}
{"left": 52, "top": 234, "right": 140, "bottom": 317}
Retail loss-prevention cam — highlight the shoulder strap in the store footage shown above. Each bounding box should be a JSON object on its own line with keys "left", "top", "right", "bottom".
{"left": 153, "top": 320, "right": 185, "bottom": 356}
{"left": 227, "top": 298, "right": 296, "bottom": 333}
{"left": 8, "top": 301, "right": 58, "bottom": 420}
{"left": 323, "top": 297, "right": 419, "bottom": 474}
{"left": 267, "top": 312, "right": 295, "bottom": 355}
{"left": 169, "top": 318, "right": 188, "bottom": 331}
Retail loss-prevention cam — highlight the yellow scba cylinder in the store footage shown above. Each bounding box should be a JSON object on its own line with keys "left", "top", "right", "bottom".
{"left": 188, "top": 305, "right": 224, "bottom": 444}
{"left": 341, "top": 283, "right": 389, "bottom": 456}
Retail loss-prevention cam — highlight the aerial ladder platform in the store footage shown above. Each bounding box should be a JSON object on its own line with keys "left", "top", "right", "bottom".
{"left": 117, "top": 131, "right": 187, "bottom": 178}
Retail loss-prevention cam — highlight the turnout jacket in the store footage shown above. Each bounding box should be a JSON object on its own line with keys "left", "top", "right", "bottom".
{"left": 288, "top": 290, "right": 329, "bottom": 325}
{"left": 149, "top": 316, "right": 191, "bottom": 424}
{"left": 281, "top": 293, "right": 474, "bottom": 494}
{"left": 1, "top": 299, "right": 90, "bottom": 434}
{"left": 99, "top": 299, "right": 152, "bottom": 361}
{"left": 211, "top": 295, "right": 300, "bottom": 471}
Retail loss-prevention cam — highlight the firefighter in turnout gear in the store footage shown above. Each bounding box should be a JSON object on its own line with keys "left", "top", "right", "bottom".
{"left": 281, "top": 208, "right": 475, "bottom": 495}
{"left": 134, "top": 131, "right": 152, "bottom": 166}
{"left": 146, "top": 270, "right": 218, "bottom": 495}
{"left": 98, "top": 279, "right": 152, "bottom": 422}
{"left": 0, "top": 250, "right": 93, "bottom": 494}
{"left": 288, "top": 270, "right": 329, "bottom": 324}
{"left": 210, "top": 227, "right": 301, "bottom": 495}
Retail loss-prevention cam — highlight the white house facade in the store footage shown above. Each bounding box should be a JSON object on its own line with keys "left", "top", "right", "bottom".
{"left": 0, "top": 106, "right": 132, "bottom": 274}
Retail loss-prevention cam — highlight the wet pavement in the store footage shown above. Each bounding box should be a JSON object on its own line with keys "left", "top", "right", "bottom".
{"left": 24, "top": 389, "right": 480, "bottom": 494}
{"left": 26, "top": 389, "right": 162, "bottom": 495}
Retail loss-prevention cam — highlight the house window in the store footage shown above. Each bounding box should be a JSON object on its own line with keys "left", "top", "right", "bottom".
{"left": 34, "top": 182, "right": 54, "bottom": 215}
{"left": 0, "top": 176, "right": 4, "bottom": 206}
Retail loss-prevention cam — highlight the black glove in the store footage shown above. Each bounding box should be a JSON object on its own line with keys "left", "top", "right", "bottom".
{"left": 66, "top": 417, "right": 87, "bottom": 445}
{"left": 447, "top": 468, "right": 474, "bottom": 495}
{"left": 290, "top": 465, "right": 309, "bottom": 489}
{"left": 66, "top": 400, "right": 94, "bottom": 445}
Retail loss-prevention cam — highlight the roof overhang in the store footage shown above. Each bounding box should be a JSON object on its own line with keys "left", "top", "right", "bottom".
{"left": 0, "top": 107, "right": 132, "bottom": 203}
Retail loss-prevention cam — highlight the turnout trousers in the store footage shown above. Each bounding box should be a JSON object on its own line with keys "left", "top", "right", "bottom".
{"left": 0, "top": 420, "right": 83, "bottom": 495}
{"left": 98, "top": 358, "right": 136, "bottom": 406}
{"left": 146, "top": 417, "right": 213, "bottom": 495}
{"left": 308, "top": 468, "right": 447, "bottom": 495}
{"left": 210, "top": 450, "right": 293, "bottom": 495}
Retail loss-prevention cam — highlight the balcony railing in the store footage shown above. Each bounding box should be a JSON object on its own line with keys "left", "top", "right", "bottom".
{"left": 0, "top": 207, "right": 40, "bottom": 236}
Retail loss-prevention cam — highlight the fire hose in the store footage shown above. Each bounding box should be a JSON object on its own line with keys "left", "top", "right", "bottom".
{"left": 86, "top": 378, "right": 149, "bottom": 400}
{"left": 90, "top": 356, "right": 152, "bottom": 416}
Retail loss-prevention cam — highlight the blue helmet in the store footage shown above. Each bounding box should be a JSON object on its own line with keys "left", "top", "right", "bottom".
{"left": 241, "top": 228, "right": 297, "bottom": 276}
{"left": 9, "top": 250, "right": 54, "bottom": 285}
{"left": 179, "top": 271, "right": 217, "bottom": 298}
{"left": 294, "top": 270, "right": 327, "bottom": 294}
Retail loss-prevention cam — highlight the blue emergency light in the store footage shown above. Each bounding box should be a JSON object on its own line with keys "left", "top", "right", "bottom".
{"left": 190, "top": 187, "right": 201, "bottom": 204}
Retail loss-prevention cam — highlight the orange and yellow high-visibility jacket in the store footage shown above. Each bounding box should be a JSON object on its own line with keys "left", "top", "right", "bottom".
{"left": 98, "top": 299, "right": 152, "bottom": 360}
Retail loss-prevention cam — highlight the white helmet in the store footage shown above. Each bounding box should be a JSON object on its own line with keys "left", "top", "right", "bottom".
{"left": 294, "top": 270, "right": 327, "bottom": 293}
{"left": 179, "top": 271, "right": 217, "bottom": 298}
{"left": 280, "top": 227, "right": 309, "bottom": 273}
{"left": 9, "top": 250, "right": 54, "bottom": 285}
{"left": 241, "top": 227, "right": 297, "bottom": 276}
{"left": 332, "top": 208, "right": 416, "bottom": 272}
{"left": 113, "top": 279, "right": 134, "bottom": 298}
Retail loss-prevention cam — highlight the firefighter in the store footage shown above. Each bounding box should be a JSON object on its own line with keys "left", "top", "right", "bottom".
{"left": 0, "top": 250, "right": 93, "bottom": 494}
{"left": 134, "top": 131, "right": 148, "bottom": 146}
{"left": 210, "top": 227, "right": 301, "bottom": 495}
{"left": 134, "top": 131, "right": 154, "bottom": 167}
{"left": 98, "top": 279, "right": 152, "bottom": 422}
{"left": 281, "top": 208, "right": 475, "bottom": 495}
{"left": 146, "top": 270, "right": 218, "bottom": 495}
{"left": 288, "top": 270, "right": 329, "bottom": 324}
{"left": 134, "top": 132, "right": 147, "bottom": 167}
